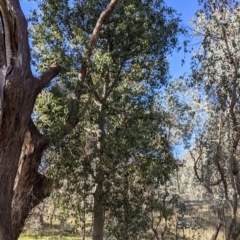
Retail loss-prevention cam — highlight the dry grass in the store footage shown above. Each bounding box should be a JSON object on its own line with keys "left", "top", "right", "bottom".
{"left": 19, "top": 202, "right": 237, "bottom": 240}
{"left": 19, "top": 232, "right": 82, "bottom": 240}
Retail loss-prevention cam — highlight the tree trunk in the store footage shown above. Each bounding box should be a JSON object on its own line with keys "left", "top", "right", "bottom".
{"left": 210, "top": 209, "right": 222, "bottom": 240}
{"left": 11, "top": 120, "right": 58, "bottom": 239}
{"left": 123, "top": 168, "right": 130, "bottom": 240}
{"left": 92, "top": 163, "right": 105, "bottom": 240}
{"left": 92, "top": 172, "right": 104, "bottom": 240}
{"left": 0, "top": 0, "right": 60, "bottom": 239}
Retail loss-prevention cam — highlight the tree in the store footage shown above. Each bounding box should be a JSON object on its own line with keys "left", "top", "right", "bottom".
{"left": 189, "top": 0, "right": 240, "bottom": 239}
{"left": 0, "top": 0, "right": 61, "bottom": 239}
{"left": 0, "top": 0, "right": 123, "bottom": 239}
{"left": 31, "top": 0, "right": 183, "bottom": 239}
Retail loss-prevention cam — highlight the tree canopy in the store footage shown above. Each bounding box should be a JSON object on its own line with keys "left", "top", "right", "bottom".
{"left": 29, "top": 0, "right": 183, "bottom": 239}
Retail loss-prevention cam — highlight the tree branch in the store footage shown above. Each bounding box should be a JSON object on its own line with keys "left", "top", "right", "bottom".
{"left": 88, "top": 0, "right": 120, "bottom": 57}
{"left": 38, "top": 63, "right": 61, "bottom": 91}
{"left": 67, "top": 0, "right": 120, "bottom": 134}
{"left": 78, "top": 0, "right": 120, "bottom": 82}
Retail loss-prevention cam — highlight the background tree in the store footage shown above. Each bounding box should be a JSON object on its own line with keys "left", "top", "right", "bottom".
{"left": 187, "top": 0, "right": 240, "bottom": 239}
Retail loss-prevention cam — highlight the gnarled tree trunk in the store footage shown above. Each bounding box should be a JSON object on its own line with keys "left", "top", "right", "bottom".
{"left": 0, "top": 0, "right": 60, "bottom": 239}
{"left": 11, "top": 120, "right": 60, "bottom": 239}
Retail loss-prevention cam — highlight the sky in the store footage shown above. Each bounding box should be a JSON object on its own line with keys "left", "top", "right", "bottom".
{"left": 167, "top": 0, "right": 199, "bottom": 78}
{"left": 20, "top": 0, "right": 200, "bottom": 80}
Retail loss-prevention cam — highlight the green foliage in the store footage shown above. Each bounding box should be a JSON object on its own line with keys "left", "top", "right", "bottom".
{"left": 190, "top": 0, "right": 240, "bottom": 197}
{"left": 31, "top": 0, "right": 184, "bottom": 238}
{"left": 186, "top": 1, "right": 240, "bottom": 238}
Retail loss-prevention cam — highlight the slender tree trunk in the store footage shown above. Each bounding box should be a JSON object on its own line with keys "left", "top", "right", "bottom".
{"left": 152, "top": 228, "right": 160, "bottom": 240}
{"left": 230, "top": 223, "right": 240, "bottom": 240}
{"left": 92, "top": 107, "right": 105, "bottom": 240}
{"left": 211, "top": 208, "right": 222, "bottom": 240}
{"left": 123, "top": 167, "right": 130, "bottom": 240}
{"left": 92, "top": 177, "right": 104, "bottom": 240}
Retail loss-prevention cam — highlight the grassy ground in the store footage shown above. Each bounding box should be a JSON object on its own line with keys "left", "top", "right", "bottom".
{"left": 18, "top": 204, "right": 88, "bottom": 240}
{"left": 18, "top": 202, "right": 235, "bottom": 240}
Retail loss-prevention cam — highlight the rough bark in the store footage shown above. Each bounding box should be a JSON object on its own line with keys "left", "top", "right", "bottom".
{"left": 11, "top": 120, "right": 58, "bottom": 240}
{"left": 0, "top": 0, "right": 60, "bottom": 239}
